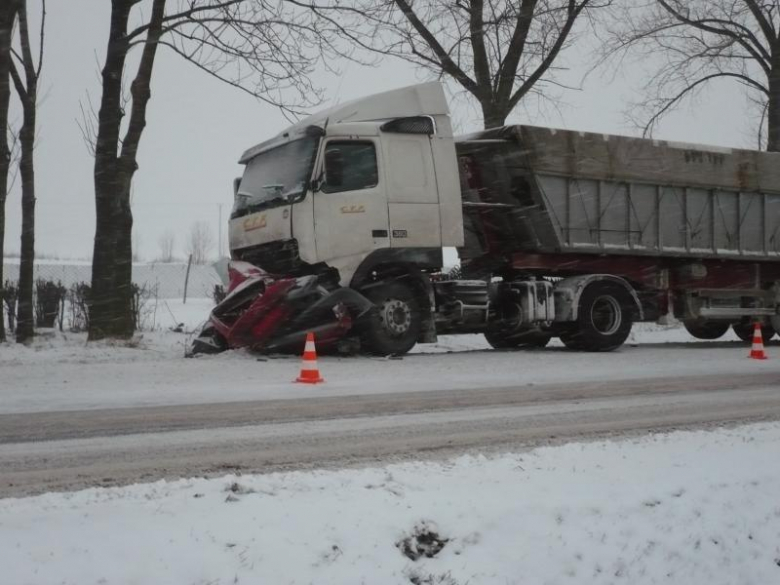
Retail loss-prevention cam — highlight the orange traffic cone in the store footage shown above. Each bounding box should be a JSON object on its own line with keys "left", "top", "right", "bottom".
{"left": 749, "top": 322, "right": 768, "bottom": 360}
{"left": 295, "top": 332, "right": 325, "bottom": 383}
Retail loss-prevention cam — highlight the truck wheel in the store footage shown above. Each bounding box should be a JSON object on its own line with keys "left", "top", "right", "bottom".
{"left": 732, "top": 320, "right": 775, "bottom": 343}
{"left": 484, "top": 329, "right": 552, "bottom": 349}
{"left": 560, "top": 283, "right": 633, "bottom": 351}
{"left": 683, "top": 319, "right": 730, "bottom": 340}
{"left": 360, "top": 282, "right": 421, "bottom": 355}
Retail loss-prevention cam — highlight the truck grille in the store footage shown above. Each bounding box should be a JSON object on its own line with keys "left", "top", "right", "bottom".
{"left": 233, "top": 239, "right": 303, "bottom": 275}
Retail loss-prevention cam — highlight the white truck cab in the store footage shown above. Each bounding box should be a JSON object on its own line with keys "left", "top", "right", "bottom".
{"left": 223, "top": 82, "right": 780, "bottom": 357}
{"left": 229, "top": 82, "right": 464, "bottom": 286}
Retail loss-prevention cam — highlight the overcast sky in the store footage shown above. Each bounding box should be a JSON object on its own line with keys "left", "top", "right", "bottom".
{"left": 3, "top": 0, "right": 754, "bottom": 262}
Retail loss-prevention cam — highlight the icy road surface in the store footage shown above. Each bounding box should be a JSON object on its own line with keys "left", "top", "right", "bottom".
{"left": 1, "top": 319, "right": 779, "bottom": 497}
{"left": 1, "top": 322, "right": 778, "bottom": 415}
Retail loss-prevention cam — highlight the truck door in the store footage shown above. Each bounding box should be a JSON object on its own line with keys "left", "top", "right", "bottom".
{"left": 382, "top": 132, "right": 442, "bottom": 248}
{"left": 313, "top": 139, "right": 390, "bottom": 263}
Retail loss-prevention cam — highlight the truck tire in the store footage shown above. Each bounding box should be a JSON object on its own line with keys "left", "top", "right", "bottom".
{"left": 559, "top": 282, "right": 633, "bottom": 351}
{"left": 360, "top": 281, "right": 421, "bottom": 355}
{"left": 683, "top": 319, "right": 730, "bottom": 340}
{"left": 484, "top": 329, "right": 552, "bottom": 349}
{"left": 732, "top": 320, "right": 775, "bottom": 343}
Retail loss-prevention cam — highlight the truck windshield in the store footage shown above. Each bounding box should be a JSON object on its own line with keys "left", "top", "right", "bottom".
{"left": 232, "top": 136, "right": 318, "bottom": 217}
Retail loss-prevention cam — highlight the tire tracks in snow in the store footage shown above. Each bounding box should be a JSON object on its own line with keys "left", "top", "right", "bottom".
{"left": 1, "top": 371, "right": 778, "bottom": 444}
{"left": 2, "top": 372, "right": 780, "bottom": 497}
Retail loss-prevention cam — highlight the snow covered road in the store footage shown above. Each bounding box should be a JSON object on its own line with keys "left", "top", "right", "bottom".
{"left": 1, "top": 326, "right": 779, "bottom": 415}
{"left": 2, "top": 372, "right": 779, "bottom": 497}
{"left": 2, "top": 323, "right": 780, "bottom": 497}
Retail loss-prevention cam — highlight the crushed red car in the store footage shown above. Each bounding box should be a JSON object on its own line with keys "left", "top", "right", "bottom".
{"left": 189, "top": 261, "right": 375, "bottom": 355}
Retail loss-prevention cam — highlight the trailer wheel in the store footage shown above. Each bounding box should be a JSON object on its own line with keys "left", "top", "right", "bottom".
{"left": 683, "top": 319, "right": 730, "bottom": 340}
{"left": 732, "top": 320, "right": 775, "bottom": 343}
{"left": 560, "top": 282, "right": 633, "bottom": 351}
{"left": 360, "top": 281, "right": 421, "bottom": 355}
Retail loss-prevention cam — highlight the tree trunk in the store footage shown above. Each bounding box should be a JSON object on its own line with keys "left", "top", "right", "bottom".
{"left": 12, "top": 0, "right": 37, "bottom": 344}
{"left": 0, "top": 2, "right": 17, "bottom": 342}
{"left": 112, "top": 183, "right": 134, "bottom": 336}
{"left": 0, "top": 41, "right": 11, "bottom": 342}
{"left": 111, "top": 0, "right": 165, "bottom": 336}
{"left": 15, "top": 103, "right": 35, "bottom": 343}
{"left": 481, "top": 99, "right": 508, "bottom": 129}
{"left": 89, "top": 0, "right": 133, "bottom": 340}
{"left": 768, "top": 57, "right": 780, "bottom": 152}
{"left": 90, "top": 0, "right": 165, "bottom": 340}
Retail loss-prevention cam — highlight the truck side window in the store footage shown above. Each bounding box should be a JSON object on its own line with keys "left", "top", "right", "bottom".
{"left": 322, "top": 141, "right": 378, "bottom": 194}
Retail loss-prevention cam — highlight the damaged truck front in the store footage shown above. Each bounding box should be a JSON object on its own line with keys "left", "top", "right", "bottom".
{"left": 192, "top": 82, "right": 780, "bottom": 356}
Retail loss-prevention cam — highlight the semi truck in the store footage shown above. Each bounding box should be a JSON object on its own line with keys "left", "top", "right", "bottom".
{"left": 209, "top": 82, "right": 780, "bottom": 355}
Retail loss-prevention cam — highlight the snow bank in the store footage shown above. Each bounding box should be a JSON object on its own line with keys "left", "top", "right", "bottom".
{"left": 2, "top": 423, "right": 779, "bottom": 584}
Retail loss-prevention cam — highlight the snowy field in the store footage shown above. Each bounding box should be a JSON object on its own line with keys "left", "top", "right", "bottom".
{"left": 1, "top": 298, "right": 779, "bottom": 415}
{"left": 1, "top": 423, "right": 779, "bottom": 585}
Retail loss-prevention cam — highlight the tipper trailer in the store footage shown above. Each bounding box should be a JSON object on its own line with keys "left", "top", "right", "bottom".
{"left": 198, "top": 82, "right": 780, "bottom": 355}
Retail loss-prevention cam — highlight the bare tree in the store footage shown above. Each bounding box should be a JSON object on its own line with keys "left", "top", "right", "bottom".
{"left": 89, "top": 0, "right": 353, "bottom": 341}
{"left": 602, "top": 1, "right": 780, "bottom": 151}
{"left": 338, "top": 0, "right": 609, "bottom": 128}
{"left": 157, "top": 229, "right": 175, "bottom": 263}
{"left": 0, "top": 2, "right": 19, "bottom": 342}
{"left": 9, "top": 0, "right": 43, "bottom": 344}
{"left": 186, "top": 221, "right": 213, "bottom": 265}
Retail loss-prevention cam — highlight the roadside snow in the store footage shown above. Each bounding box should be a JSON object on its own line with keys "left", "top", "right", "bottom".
{"left": 1, "top": 423, "right": 779, "bottom": 585}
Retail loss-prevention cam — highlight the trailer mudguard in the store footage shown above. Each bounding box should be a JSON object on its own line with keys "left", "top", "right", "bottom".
{"left": 553, "top": 275, "right": 644, "bottom": 322}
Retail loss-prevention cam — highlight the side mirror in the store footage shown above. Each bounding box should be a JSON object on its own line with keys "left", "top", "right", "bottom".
{"left": 233, "top": 177, "right": 242, "bottom": 199}
{"left": 311, "top": 173, "right": 324, "bottom": 193}
{"left": 325, "top": 148, "right": 344, "bottom": 188}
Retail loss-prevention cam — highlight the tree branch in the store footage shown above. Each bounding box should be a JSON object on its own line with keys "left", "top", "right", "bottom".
{"left": 392, "top": 0, "right": 479, "bottom": 96}
{"left": 8, "top": 59, "right": 26, "bottom": 102}
{"left": 657, "top": 0, "right": 772, "bottom": 70}
{"left": 508, "top": 0, "right": 589, "bottom": 111}
{"left": 467, "top": 0, "right": 492, "bottom": 96}
{"left": 495, "top": 0, "right": 537, "bottom": 106}
{"left": 36, "top": 0, "right": 45, "bottom": 76}
{"left": 120, "top": 0, "right": 166, "bottom": 173}
{"left": 643, "top": 71, "right": 767, "bottom": 136}
{"left": 744, "top": 0, "right": 778, "bottom": 44}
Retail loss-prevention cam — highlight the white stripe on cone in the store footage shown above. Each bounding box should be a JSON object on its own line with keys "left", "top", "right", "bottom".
{"left": 300, "top": 359, "right": 319, "bottom": 370}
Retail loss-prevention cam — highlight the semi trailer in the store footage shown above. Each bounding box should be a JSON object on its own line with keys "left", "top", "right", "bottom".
{"left": 196, "top": 82, "right": 780, "bottom": 355}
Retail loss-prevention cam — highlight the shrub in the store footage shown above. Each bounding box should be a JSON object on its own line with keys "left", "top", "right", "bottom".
{"left": 35, "top": 279, "right": 67, "bottom": 329}
{"left": 132, "top": 283, "right": 158, "bottom": 331}
{"left": 68, "top": 282, "right": 91, "bottom": 332}
{"left": 1, "top": 280, "right": 18, "bottom": 333}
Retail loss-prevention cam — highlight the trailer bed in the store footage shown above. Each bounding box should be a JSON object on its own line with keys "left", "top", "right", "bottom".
{"left": 457, "top": 126, "right": 780, "bottom": 262}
